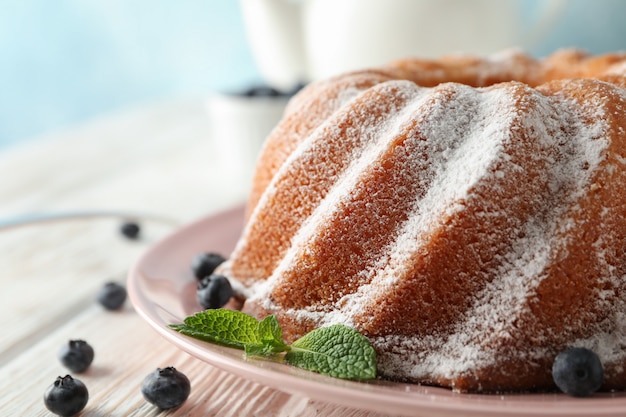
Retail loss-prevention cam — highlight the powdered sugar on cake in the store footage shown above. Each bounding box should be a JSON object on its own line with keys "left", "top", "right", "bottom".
{"left": 219, "top": 50, "right": 626, "bottom": 391}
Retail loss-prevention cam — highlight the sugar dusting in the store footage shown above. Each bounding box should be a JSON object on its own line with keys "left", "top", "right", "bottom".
{"left": 223, "top": 76, "right": 379, "bottom": 285}
{"left": 243, "top": 80, "right": 429, "bottom": 302}
{"left": 369, "top": 84, "right": 615, "bottom": 383}
{"left": 347, "top": 85, "right": 516, "bottom": 300}
{"left": 230, "top": 71, "right": 626, "bottom": 387}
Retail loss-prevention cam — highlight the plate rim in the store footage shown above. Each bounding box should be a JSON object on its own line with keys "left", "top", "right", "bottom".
{"left": 128, "top": 204, "right": 626, "bottom": 417}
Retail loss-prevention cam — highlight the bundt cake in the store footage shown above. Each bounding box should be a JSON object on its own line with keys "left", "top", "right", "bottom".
{"left": 218, "top": 49, "right": 626, "bottom": 393}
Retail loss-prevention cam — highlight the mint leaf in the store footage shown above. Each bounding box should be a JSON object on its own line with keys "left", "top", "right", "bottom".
{"left": 256, "top": 315, "right": 290, "bottom": 353}
{"left": 285, "top": 324, "right": 376, "bottom": 380}
{"left": 169, "top": 311, "right": 378, "bottom": 381}
{"left": 244, "top": 315, "right": 291, "bottom": 356}
{"left": 168, "top": 309, "right": 261, "bottom": 349}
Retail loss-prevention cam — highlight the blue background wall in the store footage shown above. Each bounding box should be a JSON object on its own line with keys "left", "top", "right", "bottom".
{"left": 1, "top": 0, "right": 626, "bottom": 150}
{"left": 0, "top": 0, "right": 260, "bottom": 149}
{"left": 531, "top": 0, "right": 626, "bottom": 56}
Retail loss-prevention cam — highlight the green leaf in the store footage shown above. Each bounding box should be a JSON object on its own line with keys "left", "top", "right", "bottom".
{"left": 168, "top": 309, "right": 261, "bottom": 349}
{"left": 244, "top": 316, "right": 290, "bottom": 356}
{"left": 256, "top": 315, "right": 290, "bottom": 353}
{"left": 169, "top": 311, "right": 378, "bottom": 381}
{"left": 284, "top": 324, "right": 377, "bottom": 380}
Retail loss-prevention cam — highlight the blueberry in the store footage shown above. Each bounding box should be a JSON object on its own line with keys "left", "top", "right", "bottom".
{"left": 552, "top": 347, "right": 604, "bottom": 397}
{"left": 58, "top": 340, "right": 94, "bottom": 373}
{"left": 197, "top": 274, "right": 233, "bottom": 309}
{"left": 97, "top": 281, "right": 127, "bottom": 310}
{"left": 44, "top": 375, "right": 89, "bottom": 417}
{"left": 119, "top": 221, "right": 140, "bottom": 240}
{"left": 288, "top": 81, "right": 307, "bottom": 96}
{"left": 191, "top": 252, "right": 226, "bottom": 280}
{"left": 241, "top": 85, "right": 281, "bottom": 97}
{"left": 141, "top": 366, "right": 190, "bottom": 410}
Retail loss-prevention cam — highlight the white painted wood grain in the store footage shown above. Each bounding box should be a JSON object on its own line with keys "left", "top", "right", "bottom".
{"left": 0, "top": 99, "right": 399, "bottom": 416}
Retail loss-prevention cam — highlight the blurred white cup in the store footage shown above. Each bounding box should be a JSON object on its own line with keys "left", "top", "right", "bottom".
{"left": 241, "top": 0, "right": 565, "bottom": 89}
{"left": 206, "top": 92, "right": 289, "bottom": 185}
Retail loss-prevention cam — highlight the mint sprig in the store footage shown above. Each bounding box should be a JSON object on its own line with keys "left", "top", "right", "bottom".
{"left": 168, "top": 309, "right": 377, "bottom": 381}
{"left": 249, "top": 315, "right": 290, "bottom": 354}
{"left": 285, "top": 324, "right": 377, "bottom": 380}
{"left": 169, "top": 309, "right": 260, "bottom": 349}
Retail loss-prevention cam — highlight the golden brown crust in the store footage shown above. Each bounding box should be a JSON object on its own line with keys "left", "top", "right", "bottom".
{"left": 222, "top": 49, "right": 626, "bottom": 393}
{"left": 248, "top": 50, "right": 626, "bottom": 217}
{"left": 246, "top": 70, "right": 401, "bottom": 218}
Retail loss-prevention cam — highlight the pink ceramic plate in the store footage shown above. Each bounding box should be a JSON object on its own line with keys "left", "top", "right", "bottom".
{"left": 128, "top": 204, "right": 626, "bottom": 417}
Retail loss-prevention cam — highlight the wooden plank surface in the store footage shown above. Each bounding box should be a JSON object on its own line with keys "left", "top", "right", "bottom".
{"left": 0, "top": 99, "right": 399, "bottom": 416}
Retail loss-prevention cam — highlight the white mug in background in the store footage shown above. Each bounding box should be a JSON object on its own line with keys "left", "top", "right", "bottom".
{"left": 205, "top": 92, "right": 289, "bottom": 184}
{"left": 241, "top": 0, "right": 565, "bottom": 89}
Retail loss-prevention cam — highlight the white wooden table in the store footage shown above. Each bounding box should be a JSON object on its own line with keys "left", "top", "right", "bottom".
{"left": 0, "top": 99, "right": 394, "bottom": 416}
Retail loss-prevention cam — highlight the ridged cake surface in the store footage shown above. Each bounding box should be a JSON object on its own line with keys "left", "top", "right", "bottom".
{"left": 219, "top": 50, "right": 626, "bottom": 392}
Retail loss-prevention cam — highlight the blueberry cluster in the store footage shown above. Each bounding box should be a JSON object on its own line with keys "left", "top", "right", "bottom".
{"left": 192, "top": 252, "right": 233, "bottom": 309}
{"left": 237, "top": 82, "right": 306, "bottom": 98}
{"left": 44, "top": 365, "right": 191, "bottom": 415}
{"left": 43, "top": 280, "right": 191, "bottom": 415}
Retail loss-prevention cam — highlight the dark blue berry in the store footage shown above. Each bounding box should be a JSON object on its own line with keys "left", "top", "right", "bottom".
{"left": 552, "top": 347, "right": 604, "bottom": 397}
{"left": 119, "top": 221, "right": 140, "bottom": 240}
{"left": 141, "top": 366, "right": 190, "bottom": 410}
{"left": 241, "top": 85, "right": 281, "bottom": 97}
{"left": 44, "top": 375, "right": 89, "bottom": 416}
{"left": 97, "top": 281, "right": 127, "bottom": 310}
{"left": 197, "top": 274, "right": 233, "bottom": 309}
{"left": 288, "top": 81, "right": 307, "bottom": 96}
{"left": 236, "top": 82, "right": 307, "bottom": 98}
{"left": 191, "top": 252, "right": 226, "bottom": 280}
{"left": 58, "top": 340, "right": 94, "bottom": 373}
